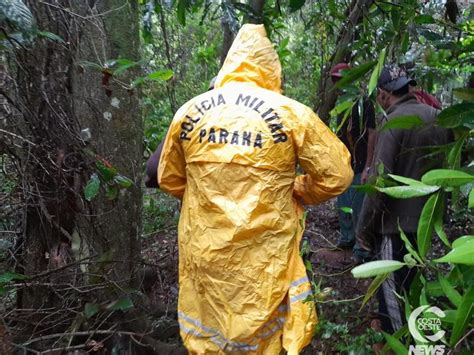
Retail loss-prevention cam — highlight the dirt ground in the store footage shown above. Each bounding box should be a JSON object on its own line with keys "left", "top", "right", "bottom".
{"left": 142, "top": 199, "right": 379, "bottom": 354}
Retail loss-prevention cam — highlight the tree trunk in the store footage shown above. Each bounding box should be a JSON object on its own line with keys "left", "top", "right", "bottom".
{"left": 246, "top": 0, "right": 265, "bottom": 24}
{"left": 9, "top": 0, "right": 144, "bottom": 347}
{"left": 314, "top": 0, "right": 375, "bottom": 122}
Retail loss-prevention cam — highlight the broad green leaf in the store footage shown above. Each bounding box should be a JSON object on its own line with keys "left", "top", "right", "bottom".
{"left": 421, "top": 169, "right": 474, "bottom": 187}
{"left": 84, "top": 303, "right": 100, "bottom": 319}
{"left": 439, "top": 275, "right": 462, "bottom": 308}
{"left": 453, "top": 88, "right": 474, "bottom": 102}
{"left": 380, "top": 115, "right": 424, "bottom": 131}
{"left": 376, "top": 185, "right": 439, "bottom": 198}
{"left": 417, "top": 191, "right": 443, "bottom": 258}
{"left": 368, "top": 48, "right": 386, "bottom": 96}
{"left": 435, "top": 239, "right": 474, "bottom": 265}
{"left": 452, "top": 235, "right": 474, "bottom": 249}
{"left": 388, "top": 174, "right": 426, "bottom": 187}
{"left": 106, "top": 297, "right": 134, "bottom": 311}
{"left": 0, "top": 271, "right": 29, "bottom": 283}
{"left": 331, "top": 100, "right": 352, "bottom": 117}
{"left": 383, "top": 332, "right": 408, "bottom": 355}
{"left": 450, "top": 287, "right": 474, "bottom": 347}
{"left": 351, "top": 260, "right": 405, "bottom": 278}
{"left": 360, "top": 273, "right": 389, "bottom": 310}
{"left": 147, "top": 69, "right": 174, "bottom": 81}
{"left": 399, "top": 225, "right": 423, "bottom": 264}
{"left": 437, "top": 103, "right": 474, "bottom": 128}
{"left": 414, "top": 15, "right": 435, "bottom": 24}
{"left": 305, "top": 260, "right": 313, "bottom": 273}
{"left": 289, "top": 0, "right": 306, "bottom": 12}
{"left": 114, "top": 175, "right": 133, "bottom": 188}
{"left": 334, "top": 61, "right": 377, "bottom": 89}
{"left": 84, "top": 173, "right": 100, "bottom": 201}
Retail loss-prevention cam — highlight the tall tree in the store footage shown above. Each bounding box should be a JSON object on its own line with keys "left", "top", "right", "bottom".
{"left": 4, "top": 0, "right": 144, "bottom": 348}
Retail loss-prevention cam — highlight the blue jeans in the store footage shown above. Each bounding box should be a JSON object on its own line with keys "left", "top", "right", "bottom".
{"left": 336, "top": 173, "right": 366, "bottom": 257}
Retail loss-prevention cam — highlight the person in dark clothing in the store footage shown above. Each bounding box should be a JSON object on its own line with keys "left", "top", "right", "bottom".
{"left": 356, "top": 64, "right": 451, "bottom": 333}
{"left": 330, "top": 63, "right": 376, "bottom": 260}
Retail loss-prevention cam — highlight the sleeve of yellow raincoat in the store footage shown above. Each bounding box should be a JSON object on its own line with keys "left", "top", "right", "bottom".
{"left": 293, "top": 108, "right": 353, "bottom": 205}
{"left": 157, "top": 112, "right": 187, "bottom": 199}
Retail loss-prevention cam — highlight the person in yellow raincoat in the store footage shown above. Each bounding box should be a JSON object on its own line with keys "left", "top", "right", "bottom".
{"left": 158, "top": 24, "right": 353, "bottom": 354}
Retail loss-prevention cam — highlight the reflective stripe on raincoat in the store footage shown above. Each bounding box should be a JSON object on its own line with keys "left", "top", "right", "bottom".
{"left": 158, "top": 24, "right": 353, "bottom": 354}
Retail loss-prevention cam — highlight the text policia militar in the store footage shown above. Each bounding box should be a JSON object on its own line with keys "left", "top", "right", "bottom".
{"left": 179, "top": 92, "right": 288, "bottom": 147}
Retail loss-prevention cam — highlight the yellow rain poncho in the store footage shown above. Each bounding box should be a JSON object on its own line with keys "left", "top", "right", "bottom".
{"left": 158, "top": 24, "right": 353, "bottom": 354}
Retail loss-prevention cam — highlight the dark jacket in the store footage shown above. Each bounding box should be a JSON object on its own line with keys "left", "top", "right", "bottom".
{"left": 357, "top": 94, "right": 450, "bottom": 236}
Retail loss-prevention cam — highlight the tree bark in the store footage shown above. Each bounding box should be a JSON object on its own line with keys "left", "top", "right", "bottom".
{"left": 9, "top": 0, "right": 144, "bottom": 346}
{"left": 246, "top": 0, "right": 265, "bottom": 24}
{"left": 314, "top": 0, "right": 375, "bottom": 122}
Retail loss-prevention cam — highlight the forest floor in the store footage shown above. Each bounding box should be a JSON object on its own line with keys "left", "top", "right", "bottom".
{"left": 141, "top": 198, "right": 382, "bottom": 354}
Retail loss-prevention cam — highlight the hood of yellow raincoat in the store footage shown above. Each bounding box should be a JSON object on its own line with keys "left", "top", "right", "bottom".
{"left": 214, "top": 24, "right": 282, "bottom": 93}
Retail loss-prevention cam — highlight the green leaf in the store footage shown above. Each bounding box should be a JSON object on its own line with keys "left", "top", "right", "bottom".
{"left": 1, "top": 0, "right": 35, "bottom": 30}
{"left": 435, "top": 239, "right": 474, "bottom": 265}
{"left": 305, "top": 260, "right": 313, "bottom": 273}
{"left": 84, "top": 173, "right": 100, "bottom": 201}
{"left": 289, "top": 0, "right": 306, "bottom": 12}
{"left": 334, "top": 61, "right": 377, "bottom": 89}
{"left": 147, "top": 69, "right": 174, "bottom": 81}
{"left": 469, "top": 188, "right": 474, "bottom": 209}
{"left": 434, "top": 219, "right": 450, "bottom": 247}
{"left": 106, "top": 297, "right": 134, "bottom": 311}
{"left": 421, "top": 169, "right": 474, "bottom": 187}
{"left": 368, "top": 48, "right": 386, "bottom": 96}
{"left": 388, "top": 174, "right": 425, "bottom": 187}
{"left": 177, "top": 0, "right": 187, "bottom": 25}
{"left": 383, "top": 332, "right": 408, "bottom": 355}
{"left": 399, "top": 225, "right": 423, "bottom": 264}
{"left": 452, "top": 235, "right": 474, "bottom": 249}
{"left": 96, "top": 161, "right": 117, "bottom": 182}
{"left": 419, "top": 29, "right": 443, "bottom": 42}
{"left": 400, "top": 32, "right": 409, "bottom": 53}
{"left": 105, "top": 185, "right": 119, "bottom": 200}
{"left": 453, "top": 88, "right": 474, "bottom": 102}
{"left": 331, "top": 100, "right": 353, "bottom": 117}
{"left": 437, "top": 103, "right": 474, "bottom": 128}
{"left": 449, "top": 287, "right": 474, "bottom": 347}
{"left": 114, "top": 175, "right": 133, "bottom": 189}
{"left": 380, "top": 115, "right": 424, "bottom": 131}
{"left": 360, "top": 273, "right": 389, "bottom": 310}
{"left": 37, "top": 31, "right": 65, "bottom": 43}
{"left": 351, "top": 260, "right": 405, "bottom": 278}
{"left": 84, "top": 303, "right": 100, "bottom": 319}
{"left": 417, "top": 191, "right": 443, "bottom": 258}
{"left": 414, "top": 15, "right": 435, "bottom": 24}
{"left": 439, "top": 275, "right": 463, "bottom": 308}
{"left": 339, "top": 207, "right": 353, "bottom": 214}
{"left": 0, "top": 271, "right": 29, "bottom": 283}
{"left": 376, "top": 185, "right": 439, "bottom": 198}
{"left": 448, "top": 134, "right": 467, "bottom": 169}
